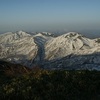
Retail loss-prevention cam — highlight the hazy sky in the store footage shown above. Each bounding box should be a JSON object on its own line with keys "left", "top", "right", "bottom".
{"left": 0, "top": 0, "right": 100, "bottom": 34}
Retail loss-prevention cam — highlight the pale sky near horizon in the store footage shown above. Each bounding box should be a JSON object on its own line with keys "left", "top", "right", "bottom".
{"left": 0, "top": 0, "right": 100, "bottom": 35}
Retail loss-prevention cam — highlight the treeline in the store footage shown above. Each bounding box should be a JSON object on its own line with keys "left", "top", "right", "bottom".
{"left": 0, "top": 69, "right": 100, "bottom": 100}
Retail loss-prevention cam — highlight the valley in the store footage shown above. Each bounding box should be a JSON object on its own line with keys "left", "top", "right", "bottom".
{"left": 0, "top": 31, "right": 100, "bottom": 70}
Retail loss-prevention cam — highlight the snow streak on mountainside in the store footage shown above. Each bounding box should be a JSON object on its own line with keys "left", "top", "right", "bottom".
{"left": 31, "top": 32, "right": 54, "bottom": 66}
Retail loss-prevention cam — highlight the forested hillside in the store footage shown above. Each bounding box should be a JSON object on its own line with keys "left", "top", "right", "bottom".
{"left": 0, "top": 68, "right": 100, "bottom": 100}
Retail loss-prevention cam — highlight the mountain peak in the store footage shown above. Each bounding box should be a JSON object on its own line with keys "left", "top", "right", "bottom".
{"left": 16, "top": 31, "right": 31, "bottom": 37}
{"left": 42, "top": 32, "right": 53, "bottom": 36}
{"left": 63, "top": 32, "right": 82, "bottom": 38}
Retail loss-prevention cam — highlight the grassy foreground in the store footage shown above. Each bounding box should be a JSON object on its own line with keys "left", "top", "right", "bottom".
{"left": 0, "top": 69, "right": 100, "bottom": 100}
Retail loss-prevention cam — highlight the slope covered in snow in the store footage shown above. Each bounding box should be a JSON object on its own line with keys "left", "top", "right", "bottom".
{"left": 0, "top": 31, "right": 54, "bottom": 66}
{"left": 45, "top": 32, "right": 99, "bottom": 60}
{"left": 0, "top": 31, "right": 38, "bottom": 66}
{"left": 0, "top": 31, "right": 31, "bottom": 43}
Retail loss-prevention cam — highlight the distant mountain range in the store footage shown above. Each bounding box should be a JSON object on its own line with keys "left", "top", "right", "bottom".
{"left": 0, "top": 31, "right": 100, "bottom": 70}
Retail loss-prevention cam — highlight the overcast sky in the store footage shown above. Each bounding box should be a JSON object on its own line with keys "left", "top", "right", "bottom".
{"left": 0, "top": 0, "right": 100, "bottom": 35}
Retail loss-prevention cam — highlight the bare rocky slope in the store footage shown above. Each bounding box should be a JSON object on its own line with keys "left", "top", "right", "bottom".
{"left": 0, "top": 31, "right": 100, "bottom": 70}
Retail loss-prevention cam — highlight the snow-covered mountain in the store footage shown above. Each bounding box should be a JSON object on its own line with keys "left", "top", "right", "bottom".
{"left": 0, "top": 31, "right": 54, "bottom": 66}
{"left": 45, "top": 32, "right": 99, "bottom": 60}
{"left": 0, "top": 31, "right": 100, "bottom": 70}
{"left": 0, "top": 31, "right": 38, "bottom": 66}
{"left": 44, "top": 32, "right": 100, "bottom": 70}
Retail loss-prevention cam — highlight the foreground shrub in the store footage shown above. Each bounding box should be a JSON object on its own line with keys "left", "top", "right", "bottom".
{"left": 0, "top": 70, "right": 100, "bottom": 100}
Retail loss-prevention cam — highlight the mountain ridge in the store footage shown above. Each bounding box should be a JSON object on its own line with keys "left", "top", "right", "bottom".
{"left": 0, "top": 31, "right": 100, "bottom": 70}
